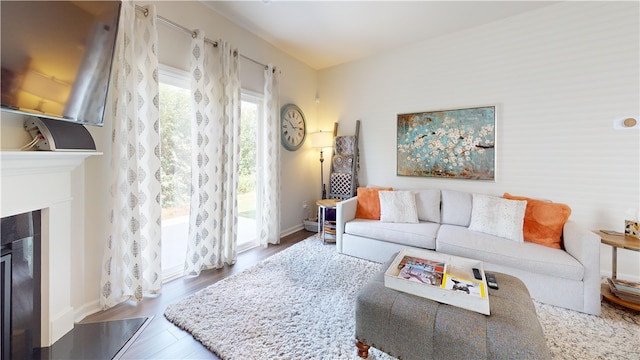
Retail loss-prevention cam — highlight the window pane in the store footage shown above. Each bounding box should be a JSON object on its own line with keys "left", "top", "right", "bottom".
{"left": 238, "top": 97, "right": 260, "bottom": 251}
{"left": 160, "top": 83, "right": 191, "bottom": 218}
{"left": 160, "top": 78, "right": 191, "bottom": 281}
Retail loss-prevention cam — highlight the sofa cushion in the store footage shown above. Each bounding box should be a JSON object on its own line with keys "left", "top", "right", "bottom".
{"left": 345, "top": 219, "right": 439, "bottom": 250}
{"left": 503, "top": 193, "right": 571, "bottom": 249}
{"left": 468, "top": 194, "right": 527, "bottom": 242}
{"left": 436, "top": 225, "right": 584, "bottom": 281}
{"left": 414, "top": 189, "right": 441, "bottom": 223}
{"left": 441, "top": 190, "right": 472, "bottom": 226}
{"left": 379, "top": 191, "right": 419, "bottom": 223}
{"left": 355, "top": 187, "right": 393, "bottom": 220}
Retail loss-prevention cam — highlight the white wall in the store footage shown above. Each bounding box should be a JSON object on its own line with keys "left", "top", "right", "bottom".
{"left": 318, "top": 2, "right": 639, "bottom": 280}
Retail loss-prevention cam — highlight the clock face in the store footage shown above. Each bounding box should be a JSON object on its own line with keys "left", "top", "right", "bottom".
{"left": 280, "top": 104, "right": 306, "bottom": 151}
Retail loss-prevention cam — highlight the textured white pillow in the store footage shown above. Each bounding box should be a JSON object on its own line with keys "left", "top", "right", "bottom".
{"left": 468, "top": 194, "right": 527, "bottom": 242}
{"left": 379, "top": 191, "right": 419, "bottom": 223}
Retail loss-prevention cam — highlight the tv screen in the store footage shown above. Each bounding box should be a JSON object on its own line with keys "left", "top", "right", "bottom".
{"left": 1, "top": 1, "right": 121, "bottom": 126}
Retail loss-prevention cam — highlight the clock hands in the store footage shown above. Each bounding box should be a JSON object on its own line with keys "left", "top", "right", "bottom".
{"left": 287, "top": 118, "right": 302, "bottom": 131}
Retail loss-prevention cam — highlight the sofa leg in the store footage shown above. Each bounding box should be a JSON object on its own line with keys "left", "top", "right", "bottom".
{"left": 356, "top": 340, "right": 370, "bottom": 358}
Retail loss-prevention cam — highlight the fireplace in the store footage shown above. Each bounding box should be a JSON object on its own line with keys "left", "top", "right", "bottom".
{"left": 0, "top": 150, "right": 99, "bottom": 351}
{"left": 1, "top": 211, "right": 42, "bottom": 359}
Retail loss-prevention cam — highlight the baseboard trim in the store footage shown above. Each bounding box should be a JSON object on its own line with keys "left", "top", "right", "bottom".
{"left": 48, "top": 306, "right": 75, "bottom": 346}
{"left": 74, "top": 299, "right": 101, "bottom": 323}
{"left": 281, "top": 223, "right": 304, "bottom": 238}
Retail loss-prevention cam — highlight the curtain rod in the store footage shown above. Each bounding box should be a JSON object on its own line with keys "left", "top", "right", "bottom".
{"left": 136, "top": 5, "right": 270, "bottom": 70}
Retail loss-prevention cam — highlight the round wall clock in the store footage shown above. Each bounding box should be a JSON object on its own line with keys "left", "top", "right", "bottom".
{"left": 280, "top": 103, "right": 306, "bottom": 151}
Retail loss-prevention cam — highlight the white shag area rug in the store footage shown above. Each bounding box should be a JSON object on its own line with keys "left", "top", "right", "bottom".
{"left": 164, "top": 236, "right": 640, "bottom": 360}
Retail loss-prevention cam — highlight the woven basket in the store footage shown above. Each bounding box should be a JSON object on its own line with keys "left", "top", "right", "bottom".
{"left": 304, "top": 220, "right": 319, "bottom": 233}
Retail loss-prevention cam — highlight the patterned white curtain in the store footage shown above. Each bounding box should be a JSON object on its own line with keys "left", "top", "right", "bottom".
{"left": 260, "top": 65, "right": 281, "bottom": 247}
{"left": 100, "top": 2, "right": 161, "bottom": 309}
{"left": 184, "top": 32, "right": 241, "bottom": 276}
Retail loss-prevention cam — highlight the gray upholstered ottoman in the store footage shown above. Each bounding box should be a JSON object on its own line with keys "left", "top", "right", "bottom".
{"left": 355, "top": 261, "right": 551, "bottom": 360}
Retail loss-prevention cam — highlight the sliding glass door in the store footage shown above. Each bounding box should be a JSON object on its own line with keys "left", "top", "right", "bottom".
{"left": 158, "top": 65, "right": 263, "bottom": 280}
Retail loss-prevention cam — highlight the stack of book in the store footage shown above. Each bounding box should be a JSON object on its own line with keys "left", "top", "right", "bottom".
{"left": 607, "top": 278, "right": 640, "bottom": 304}
{"left": 324, "top": 220, "right": 336, "bottom": 235}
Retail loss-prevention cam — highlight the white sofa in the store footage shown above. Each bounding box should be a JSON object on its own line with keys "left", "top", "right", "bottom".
{"left": 336, "top": 189, "right": 602, "bottom": 315}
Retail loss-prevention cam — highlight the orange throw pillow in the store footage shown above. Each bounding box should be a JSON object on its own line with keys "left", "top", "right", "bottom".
{"left": 355, "top": 187, "right": 393, "bottom": 220}
{"left": 503, "top": 193, "right": 571, "bottom": 249}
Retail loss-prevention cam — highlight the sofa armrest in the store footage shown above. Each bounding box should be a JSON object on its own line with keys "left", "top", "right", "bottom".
{"left": 563, "top": 220, "right": 601, "bottom": 315}
{"left": 336, "top": 196, "right": 358, "bottom": 253}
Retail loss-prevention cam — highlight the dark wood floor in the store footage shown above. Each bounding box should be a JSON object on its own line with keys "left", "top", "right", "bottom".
{"left": 81, "top": 230, "right": 314, "bottom": 359}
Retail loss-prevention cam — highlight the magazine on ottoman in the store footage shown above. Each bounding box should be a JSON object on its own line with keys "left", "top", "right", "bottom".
{"left": 384, "top": 247, "right": 490, "bottom": 315}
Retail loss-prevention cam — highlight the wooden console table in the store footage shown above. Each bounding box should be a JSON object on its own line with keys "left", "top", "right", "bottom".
{"left": 597, "top": 230, "right": 640, "bottom": 311}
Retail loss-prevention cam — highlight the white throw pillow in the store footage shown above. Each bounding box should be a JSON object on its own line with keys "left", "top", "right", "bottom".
{"left": 414, "top": 189, "right": 441, "bottom": 223}
{"left": 379, "top": 191, "right": 419, "bottom": 223}
{"left": 468, "top": 194, "right": 527, "bottom": 242}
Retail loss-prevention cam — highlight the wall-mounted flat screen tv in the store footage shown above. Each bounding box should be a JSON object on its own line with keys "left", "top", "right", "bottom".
{"left": 1, "top": 1, "right": 121, "bottom": 126}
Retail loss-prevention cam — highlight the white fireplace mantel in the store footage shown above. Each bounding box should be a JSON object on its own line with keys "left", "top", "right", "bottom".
{"left": 1, "top": 150, "right": 100, "bottom": 175}
{"left": 1, "top": 150, "right": 101, "bottom": 346}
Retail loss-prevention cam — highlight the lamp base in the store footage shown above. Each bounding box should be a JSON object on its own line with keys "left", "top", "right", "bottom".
{"left": 320, "top": 152, "right": 326, "bottom": 199}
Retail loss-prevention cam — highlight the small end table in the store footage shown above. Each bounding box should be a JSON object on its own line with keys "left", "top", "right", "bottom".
{"left": 316, "top": 199, "right": 340, "bottom": 244}
{"left": 597, "top": 230, "right": 640, "bottom": 311}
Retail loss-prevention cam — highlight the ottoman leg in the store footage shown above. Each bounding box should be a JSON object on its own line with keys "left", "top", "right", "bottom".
{"left": 356, "top": 340, "right": 370, "bottom": 358}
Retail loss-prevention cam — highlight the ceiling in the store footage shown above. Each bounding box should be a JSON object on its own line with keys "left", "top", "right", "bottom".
{"left": 201, "top": 1, "right": 557, "bottom": 70}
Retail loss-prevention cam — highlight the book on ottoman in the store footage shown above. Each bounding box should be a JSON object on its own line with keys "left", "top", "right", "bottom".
{"left": 384, "top": 247, "right": 490, "bottom": 315}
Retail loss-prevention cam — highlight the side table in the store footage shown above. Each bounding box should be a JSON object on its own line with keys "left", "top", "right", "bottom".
{"left": 597, "top": 230, "right": 640, "bottom": 311}
{"left": 316, "top": 199, "right": 340, "bottom": 244}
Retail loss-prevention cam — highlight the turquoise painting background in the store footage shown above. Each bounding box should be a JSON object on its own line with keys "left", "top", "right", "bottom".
{"left": 397, "top": 106, "right": 495, "bottom": 180}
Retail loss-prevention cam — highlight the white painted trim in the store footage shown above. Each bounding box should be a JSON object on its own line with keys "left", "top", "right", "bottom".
{"left": 280, "top": 224, "right": 305, "bottom": 238}
{"left": 0, "top": 150, "right": 101, "bottom": 178}
{"left": 159, "top": 64, "right": 190, "bottom": 89}
{"left": 73, "top": 300, "right": 101, "bottom": 323}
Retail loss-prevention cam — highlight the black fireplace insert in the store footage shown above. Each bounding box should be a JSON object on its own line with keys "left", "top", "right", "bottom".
{"left": 1, "top": 211, "right": 41, "bottom": 360}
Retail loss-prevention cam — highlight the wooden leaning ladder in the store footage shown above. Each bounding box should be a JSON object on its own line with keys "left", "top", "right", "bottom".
{"left": 327, "top": 120, "right": 360, "bottom": 200}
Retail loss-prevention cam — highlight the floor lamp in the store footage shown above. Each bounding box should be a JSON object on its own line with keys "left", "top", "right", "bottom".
{"left": 310, "top": 130, "right": 333, "bottom": 199}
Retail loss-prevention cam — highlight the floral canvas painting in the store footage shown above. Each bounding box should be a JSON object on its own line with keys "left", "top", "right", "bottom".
{"left": 397, "top": 106, "right": 495, "bottom": 180}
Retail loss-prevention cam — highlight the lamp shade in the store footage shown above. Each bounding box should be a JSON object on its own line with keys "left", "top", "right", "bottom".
{"left": 310, "top": 130, "right": 333, "bottom": 149}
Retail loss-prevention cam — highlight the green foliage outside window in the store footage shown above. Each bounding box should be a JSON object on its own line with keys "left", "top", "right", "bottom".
{"left": 160, "top": 83, "right": 191, "bottom": 214}
{"left": 239, "top": 101, "right": 257, "bottom": 194}
{"left": 159, "top": 85, "right": 258, "bottom": 220}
